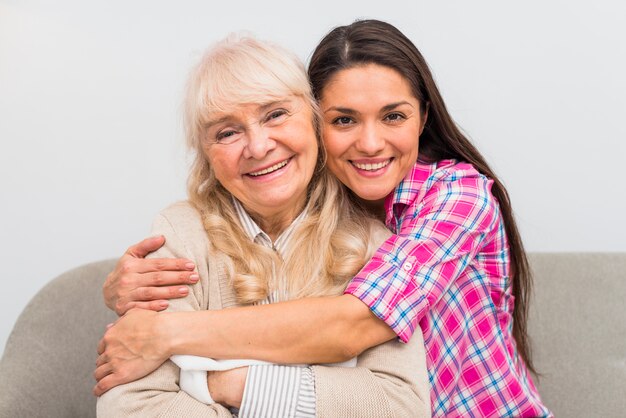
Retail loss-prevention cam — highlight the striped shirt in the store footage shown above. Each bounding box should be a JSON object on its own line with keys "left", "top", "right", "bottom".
{"left": 233, "top": 199, "right": 316, "bottom": 418}
{"left": 345, "top": 160, "right": 551, "bottom": 417}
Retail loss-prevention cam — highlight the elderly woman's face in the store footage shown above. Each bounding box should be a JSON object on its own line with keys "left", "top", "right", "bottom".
{"left": 203, "top": 96, "right": 318, "bottom": 221}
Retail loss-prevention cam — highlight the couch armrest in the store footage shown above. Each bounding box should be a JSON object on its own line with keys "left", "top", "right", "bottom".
{"left": 0, "top": 259, "right": 117, "bottom": 418}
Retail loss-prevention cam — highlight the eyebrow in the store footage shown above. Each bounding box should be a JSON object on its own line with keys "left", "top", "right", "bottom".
{"left": 205, "top": 99, "right": 294, "bottom": 129}
{"left": 258, "top": 99, "right": 292, "bottom": 113}
{"left": 205, "top": 115, "right": 231, "bottom": 129}
{"left": 381, "top": 101, "right": 414, "bottom": 112}
{"left": 324, "top": 101, "right": 414, "bottom": 114}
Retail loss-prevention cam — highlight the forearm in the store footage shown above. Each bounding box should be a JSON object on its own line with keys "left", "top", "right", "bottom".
{"left": 314, "top": 331, "right": 430, "bottom": 418}
{"left": 163, "top": 294, "right": 395, "bottom": 363}
{"left": 97, "top": 360, "right": 232, "bottom": 418}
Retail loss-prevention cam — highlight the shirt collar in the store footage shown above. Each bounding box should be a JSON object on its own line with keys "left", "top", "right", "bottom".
{"left": 384, "top": 160, "right": 444, "bottom": 229}
{"left": 232, "top": 197, "right": 307, "bottom": 257}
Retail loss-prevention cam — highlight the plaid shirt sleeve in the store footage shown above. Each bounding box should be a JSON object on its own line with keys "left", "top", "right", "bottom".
{"left": 345, "top": 165, "right": 500, "bottom": 342}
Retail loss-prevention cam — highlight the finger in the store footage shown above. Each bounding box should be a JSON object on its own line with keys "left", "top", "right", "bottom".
{"left": 137, "top": 271, "right": 199, "bottom": 288}
{"left": 120, "top": 257, "right": 195, "bottom": 275}
{"left": 93, "top": 374, "right": 120, "bottom": 397}
{"left": 126, "top": 236, "right": 166, "bottom": 258}
{"left": 129, "top": 285, "right": 190, "bottom": 302}
{"left": 97, "top": 339, "right": 105, "bottom": 355}
{"left": 123, "top": 299, "right": 170, "bottom": 313}
{"left": 94, "top": 363, "right": 113, "bottom": 381}
{"left": 96, "top": 352, "right": 108, "bottom": 367}
{"left": 144, "top": 257, "right": 195, "bottom": 273}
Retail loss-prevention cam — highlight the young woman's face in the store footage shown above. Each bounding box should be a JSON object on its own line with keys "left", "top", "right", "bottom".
{"left": 320, "top": 64, "right": 427, "bottom": 203}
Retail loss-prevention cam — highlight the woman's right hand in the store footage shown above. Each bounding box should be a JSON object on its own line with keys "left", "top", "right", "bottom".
{"left": 103, "top": 236, "right": 199, "bottom": 315}
{"left": 94, "top": 308, "right": 172, "bottom": 396}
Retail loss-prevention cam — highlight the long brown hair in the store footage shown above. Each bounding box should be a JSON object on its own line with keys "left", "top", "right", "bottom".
{"left": 308, "top": 19, "right": 535, "bottom": 373}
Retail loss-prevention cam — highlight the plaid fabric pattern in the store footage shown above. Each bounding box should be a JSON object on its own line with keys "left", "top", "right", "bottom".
{"left": 345, "top": 160, "right": 551, "bottom": 417}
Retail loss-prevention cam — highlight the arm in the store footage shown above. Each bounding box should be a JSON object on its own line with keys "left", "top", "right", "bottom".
{"left": 171, "top": 221, "right": 430, "bottom": 418}
{"left": 203, "top": 327, "right": 430, "bottom": 418}
{"left": 314, "top": 329, "right": 430, "bottom": 418}
{"left": 165, "top": 294, "right": 395, "bottom": 362}
{"left": 346, "top": 163, "right": 501, "bottom": 342}
{"left": 98, "top": 166, "right": 497, "bottom": 368}
{"left": 97, "top": 206, "right": 232, "bottom": 418}
{"left": 94, "top": 269, "right": 394, "bottom": 395}
{"left": 97, "top": 169, "right": 495, "bottom": 371}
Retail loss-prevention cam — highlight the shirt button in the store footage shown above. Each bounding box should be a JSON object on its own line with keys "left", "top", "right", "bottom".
{"left": 402, "top": 262, "right": 413, "bottom": 271}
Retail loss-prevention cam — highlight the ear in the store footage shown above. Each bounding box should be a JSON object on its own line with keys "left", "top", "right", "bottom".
{"left": 419, "top": 102, "right": 429, "bottom": 135}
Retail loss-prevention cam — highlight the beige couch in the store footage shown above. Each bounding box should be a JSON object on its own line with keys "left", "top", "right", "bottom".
{"left": 0, "top": 254, "right": 625, "bottom": 417}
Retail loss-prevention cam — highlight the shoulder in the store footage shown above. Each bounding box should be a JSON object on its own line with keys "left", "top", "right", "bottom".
{"left": 154, "top": 201, "right": 204, "bottom": 234}
{"left": 429, "top": 159, "right": 488, "bottom": 185}
{"left": 420, "top": 159, "right": 495, "bottom": 202}
{"left": 151, "top": 201, "right": 210, "bottom": 253}
{"left": 394, "top": 160, "right": 491, "bottom": 205}
{"left": 413, "top": 160, "right": 500, "bottom": 228}
{"left": 157, "top": 200, "right": 202, "bottom": 224}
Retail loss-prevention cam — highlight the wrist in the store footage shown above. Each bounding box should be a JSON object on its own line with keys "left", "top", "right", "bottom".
{"left": 169, "top": 310, "right": 218, "bottom": 357}
{"left": 158, "top": 312, "right": 182, "bottom": 357}
{"left": 206, "top": 372, "right": 223, "bottom": 405}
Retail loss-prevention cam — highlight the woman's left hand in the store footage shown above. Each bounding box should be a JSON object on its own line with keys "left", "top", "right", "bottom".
{"left": 93, "top": 309, "right": 171, "bottom": 396}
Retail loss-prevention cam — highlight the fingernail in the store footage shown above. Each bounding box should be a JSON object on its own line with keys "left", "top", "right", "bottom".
{"left": 185, "top": 262, "right": 195, "bottom": 270}
{"left": 106, "top": 323, "right": 114, "bottom": 329}
{"left": 179, "top": 286, "right": 189, "bottom": 294}
{"left": 159, "top": 301, "right": 169, "bottom": 309}
{"left": 190, "top": 274, "right": 199, "bottom": 282}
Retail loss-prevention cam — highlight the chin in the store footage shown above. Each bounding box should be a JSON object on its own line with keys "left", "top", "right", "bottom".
{"left": 353, "top": 187, "right": 390, "bottom": 202}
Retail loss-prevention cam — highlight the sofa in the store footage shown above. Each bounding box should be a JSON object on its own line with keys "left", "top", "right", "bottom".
{"left": 0, "top": 253, "right": 624, "bottom": 417}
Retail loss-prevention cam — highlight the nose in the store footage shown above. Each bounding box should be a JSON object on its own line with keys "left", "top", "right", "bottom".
{"left": 242, "top": 125, "right": 276, "bottom": 160}
{"left": 355, "top": 122, "right": 385, "bottom": 155}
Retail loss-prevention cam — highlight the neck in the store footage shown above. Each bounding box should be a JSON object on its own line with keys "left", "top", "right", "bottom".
{"left": 357, "top": 197, "right": 386, "bottom": 222}
{"left": 249, "top": 203, "right": 305, "bottom": 241}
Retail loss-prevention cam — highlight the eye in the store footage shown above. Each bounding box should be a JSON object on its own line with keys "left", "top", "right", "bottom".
{"left": 332, "top": 116, "right": 354, "bottom": 126}
{"left": 264, "top": 109, "right": 289, "bottom": 124}
{"left": 215, "top": 129, "right": 240, "bottom": 144}
{"left": 384, "top": 112, "right": 406, "bottom": 123}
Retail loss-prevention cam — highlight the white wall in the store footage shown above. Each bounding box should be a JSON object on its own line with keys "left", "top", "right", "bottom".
{"left": 1, "top": 0, "right": 625, "bottom": 356}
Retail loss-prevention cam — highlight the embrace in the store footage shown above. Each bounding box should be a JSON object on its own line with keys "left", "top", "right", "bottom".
{"left": 94, "top": 19, "right": 551, "bottom": 418}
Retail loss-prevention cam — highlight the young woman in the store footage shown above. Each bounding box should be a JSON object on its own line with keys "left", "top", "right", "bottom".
{"left": 97, "top": 20, "right": 551, "bottom": 417}
{"left": 95, "top": 34, "right": 429, "bottom": 418}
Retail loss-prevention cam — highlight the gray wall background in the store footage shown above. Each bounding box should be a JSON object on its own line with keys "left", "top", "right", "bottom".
{"left": 1, "top": 0, "right": 625, "bottom": 356}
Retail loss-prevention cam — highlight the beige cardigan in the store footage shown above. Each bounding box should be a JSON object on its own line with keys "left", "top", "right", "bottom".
{"left": 97, "top": 201, "right": 430, "bottom": 418}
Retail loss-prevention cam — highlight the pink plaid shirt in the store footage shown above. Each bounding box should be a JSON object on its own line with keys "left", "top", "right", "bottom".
{"left": 345, "top": 160, "right": 551, "bottom": 417}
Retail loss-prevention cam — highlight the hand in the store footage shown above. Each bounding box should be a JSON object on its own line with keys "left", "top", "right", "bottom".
{"left": 104, "top": 236, "right": 198, "bottom": 315}
{"left": 208, "top": 367, "right": 249, "bottom": 409}
{"left": 93, "top": 309, "right": 171, "bottom": 396}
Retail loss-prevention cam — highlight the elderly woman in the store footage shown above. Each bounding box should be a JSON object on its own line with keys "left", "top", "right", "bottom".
{"left": 95, "top": 35, "right": 429, "bottom": 417}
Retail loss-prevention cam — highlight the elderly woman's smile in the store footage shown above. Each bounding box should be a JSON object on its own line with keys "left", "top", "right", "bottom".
{"left": 246, "top": 157, "right": 291, "bottom": 177}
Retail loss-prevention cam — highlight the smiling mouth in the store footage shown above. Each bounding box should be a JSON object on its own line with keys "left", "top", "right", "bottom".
{"left": 350, "top": 159, "right": 392, "bottom": 171}
{"left": 248, "top": 158, "right": 291, "bottom": 177}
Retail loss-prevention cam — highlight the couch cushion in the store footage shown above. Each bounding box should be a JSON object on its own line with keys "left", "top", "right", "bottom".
{"left": 528, "top": 253, "right": 626, "bottom": 417}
